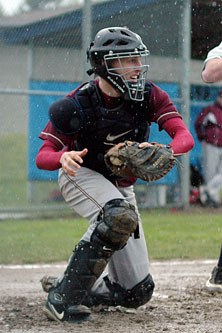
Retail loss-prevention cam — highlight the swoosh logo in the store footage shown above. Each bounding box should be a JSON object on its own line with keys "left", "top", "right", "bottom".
{"left": 49, "top": 303, "right": 64, "bottom": 320}
{"left": 106, "top": 129, "right": 133, "bottom": 142}
{"left": 103, "top": 245, "right": 112, "bottom": 251}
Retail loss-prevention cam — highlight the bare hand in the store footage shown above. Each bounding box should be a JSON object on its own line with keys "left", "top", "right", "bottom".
{"left": 60, "top": 148, "right": 88, "bottom": 176}
{"left": 138, "top": 142, "right": 153, "bottom": 148}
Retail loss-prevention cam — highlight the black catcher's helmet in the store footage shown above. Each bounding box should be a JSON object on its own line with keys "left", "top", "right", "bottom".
{"left": 87, "top": 27, "right": 150, "bottom": 101}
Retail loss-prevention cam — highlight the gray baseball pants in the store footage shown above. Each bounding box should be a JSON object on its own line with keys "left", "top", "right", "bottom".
{"left": 202, "top": 142, "right": 222, "bottom": 202}
{"left": 58, "top": 167, "right": 150, "bottom": 295}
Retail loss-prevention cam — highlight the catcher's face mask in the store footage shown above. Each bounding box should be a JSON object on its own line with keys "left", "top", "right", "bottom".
{"left": 87, "top": 27, "right": 150, "bottom": 101}
{"left": 104, "top": 50, "right": 149, "bottom": 101}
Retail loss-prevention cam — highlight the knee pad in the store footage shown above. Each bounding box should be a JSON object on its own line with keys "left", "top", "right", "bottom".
{"left": 91, "top": 199, "right": 138, "bottom": 250}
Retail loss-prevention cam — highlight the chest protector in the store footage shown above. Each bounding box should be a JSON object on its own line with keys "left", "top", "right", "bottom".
{"left": 74, "top": 82, "right": 152, "bottom": 181}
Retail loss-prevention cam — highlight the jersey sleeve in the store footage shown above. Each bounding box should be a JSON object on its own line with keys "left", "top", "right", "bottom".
{"left": 162, "top": 117, "right": 194, "bottom": 155}
{"left": 204, "top": 42, "right": 222, "bottom": 63}
{"left": 39, "top": 121, "right": 75, "bottom": 150}
{"left": 148, "top": 83, "right": 182, "bottom": 127}
{"left": 36, "top": 140, "right": 68, "bottom": 171}
{"left": 36, "top": 121, "right": 77, "bottom": 171}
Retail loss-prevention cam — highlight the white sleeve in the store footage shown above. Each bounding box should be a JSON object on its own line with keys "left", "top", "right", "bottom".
{"left": 204, "top": 42, "right": 222, "bottom": 64}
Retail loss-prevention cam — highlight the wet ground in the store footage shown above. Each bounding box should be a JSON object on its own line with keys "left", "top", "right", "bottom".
{"left": 0, "top": 259, "right": 221, "bottom": 333}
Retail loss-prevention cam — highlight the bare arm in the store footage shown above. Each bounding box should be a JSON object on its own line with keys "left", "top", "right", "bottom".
{"left": 202, "top": 58, "right": 222, "bottom": 83}
{"left": 201, "top": 42, "right": 222, "bottom": 83}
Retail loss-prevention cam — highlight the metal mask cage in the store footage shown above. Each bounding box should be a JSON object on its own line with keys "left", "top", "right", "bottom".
{"left": 104, "top": 49, "right": 150, "bottom": 101}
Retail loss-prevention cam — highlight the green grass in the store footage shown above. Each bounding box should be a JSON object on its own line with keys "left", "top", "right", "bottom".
{"left": 142, "top": 211, "right": 221, "bottom": 259}
{"left": 0, "top": 133, "right": 27, "bottom": 206}
{"left": 0, "top": 210, "right": 221, "bottom": 264}
{"left": 0, "top": 134, "right": 221, "bottom": 265}
{"left": 0, "top": 133, "right": 62, "bottom": 206}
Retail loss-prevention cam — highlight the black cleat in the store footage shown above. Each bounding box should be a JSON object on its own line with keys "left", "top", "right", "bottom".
{"left": 43, "top": 289, "right": 92, "bottom": 323}
{"left": 206, "top": 266, "right": 222, "bottom": 293}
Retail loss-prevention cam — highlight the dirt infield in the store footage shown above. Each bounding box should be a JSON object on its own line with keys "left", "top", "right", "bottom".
{"left": 0, "top": 260, "right": 221, "bottom": 333}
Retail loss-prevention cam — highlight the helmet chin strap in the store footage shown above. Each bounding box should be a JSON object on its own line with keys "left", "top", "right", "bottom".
{"left": 106, "top": 74, "right": 126, "bottom": 95}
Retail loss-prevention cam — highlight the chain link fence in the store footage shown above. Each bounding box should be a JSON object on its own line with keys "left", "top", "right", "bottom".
{"left": 0, "top": 0, "right": 215, "bottom": 216}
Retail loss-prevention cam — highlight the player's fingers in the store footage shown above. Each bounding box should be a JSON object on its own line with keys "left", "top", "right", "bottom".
{"left": 60, "top": 155, "right": 79, "bottom": 176}
{"left": 74, "top": 149, "right": 88, "bottom": 163}
{"left": 66, "top": 152, "right": 82, "bottom": 165}
{"left": 62, "top": 154, "right": 80, "bottom": 167}
{"left": 79, "top": 148, "right": 88, "bottom": 157}
{"left": 63, "top": 160, "right": 79, "bottom": 176}
{"left": 139, "top": 142, "right": 153, "bottom": 148}
{"left": 64, "top": 167, "right": 77, "bottom": 177}
{"left": 71, "top": 155, "right": 83, "bottom": 165}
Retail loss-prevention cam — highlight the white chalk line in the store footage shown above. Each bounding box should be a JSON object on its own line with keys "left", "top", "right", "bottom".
{"left": 0, "top": 260, "right": 213, "bottom": 301}
{"left": 0, "top": 259, "right": 216, "bottom": 270}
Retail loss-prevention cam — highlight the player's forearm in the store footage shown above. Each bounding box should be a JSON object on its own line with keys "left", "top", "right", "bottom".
{"left": 162, "top": 118, "right": 194, "bottom": 155}
{"left": 36, "top": 150, "right": 63, "bottom": 170}
{"left": 202, "top": 58, "right": 222, "bottom": 83}
{"left": 169, "top": 128, "right": 194, "bottom": 156}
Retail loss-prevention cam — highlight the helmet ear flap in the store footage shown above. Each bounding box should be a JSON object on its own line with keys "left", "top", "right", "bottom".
{"left": 86, "top": 68, "right": 94, "bottom": 76}
{"left": 86, "top": 48, "right": 90, "bottom": 62}
{"left": 87, "top": 42, "right": 94, "bottom": 61}
{"left": 87, "top": 49, "right": 107, "bottom": 77}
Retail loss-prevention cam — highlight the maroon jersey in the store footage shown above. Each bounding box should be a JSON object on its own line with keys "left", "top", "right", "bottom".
{"left": 195, "top": 102, "right": 222, "bottom": 147}
{"left": 36, "top": 80, "right": 194, "bottom": 186}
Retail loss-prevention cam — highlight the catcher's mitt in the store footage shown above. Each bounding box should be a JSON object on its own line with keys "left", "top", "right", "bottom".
{"left": 104, "top": 141, "right": 177, "bottom": 182}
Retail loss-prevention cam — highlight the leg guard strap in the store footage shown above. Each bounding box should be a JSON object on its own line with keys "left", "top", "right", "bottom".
{"left": 84, "top": 274, "right": 155, "bottom": 308}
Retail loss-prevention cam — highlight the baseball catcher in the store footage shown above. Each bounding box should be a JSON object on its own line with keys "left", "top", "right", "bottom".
{"left": 36, "top": 26, "right": 194, "bottom": 323}
{"left": 104, "top": 141, "right": 177, "bottom": 182}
